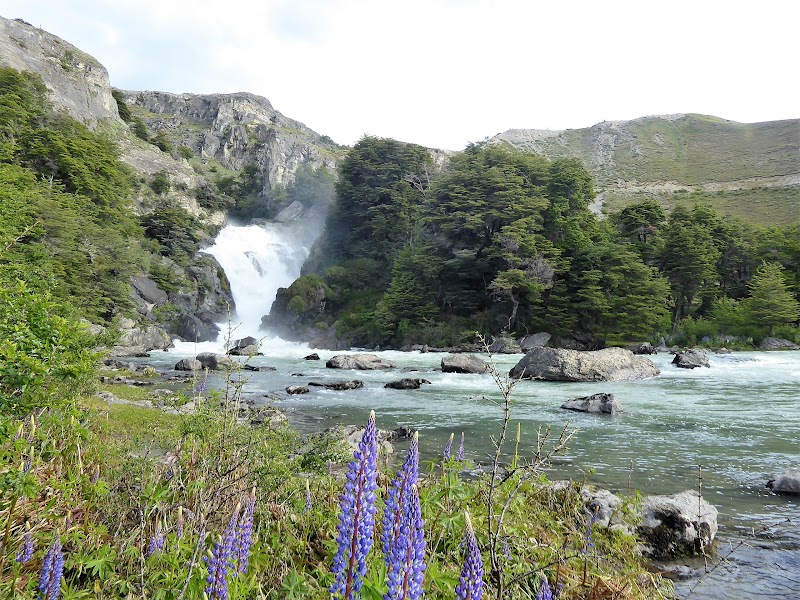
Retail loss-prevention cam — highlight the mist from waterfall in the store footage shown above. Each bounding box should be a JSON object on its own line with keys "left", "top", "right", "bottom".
{"left": 202, "top": 222, "right": 310, "bottom": 340}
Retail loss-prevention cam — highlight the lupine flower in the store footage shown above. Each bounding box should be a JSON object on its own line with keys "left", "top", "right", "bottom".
{"left": 381, "top": 432, "right": 419, "bottom": 565}
{"left": 204, "top": 505, "right": 240, "bottom": 600}
{"left": 16, "top": 529, "right": 34, "bottom": 564}
{"left": 384, "top": 484, "right": 425, "bottom": 600}
{"left": 38, "top": 533, "right": 64, "bottom": 600}
{"left": 455, "top": 512, "right": 483, "bottom": 600}
{"left": 147, "top": 523, "right": 164, "bottom": 557}
{"left": 91, "top": 465, "right": 100, "bottom": 484}
{"left": 535, "top": 575, "right": 553, "bottom": 600}
{"left": 235, "top": 489, "right": 256, "bottom": 574}
{"left": 582, "top": 509, "right": 598, "bottom": 554}
{"left": 330, "top": 410, "right": 379, "bottom": 600}
{"left": 176, "top": 506, "right": 185, "bottom": 540}
{"left": 305, "top": 479, "right": 313, "bottom": 513}
{"left": 443, "top": 433, "right": 454, "bottom": 461}
{"left": 457, "top": 432, "right": 465, "bottom": 461}
{"left": 23, "top": 454, "right": 32, "bottom": 474}
{"left": 500, "top": 537, "right": 511, "bottom": 561}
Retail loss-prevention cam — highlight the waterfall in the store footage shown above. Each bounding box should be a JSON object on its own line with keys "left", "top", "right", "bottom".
{"left": 202, "top": 222, "right": 310, "bottom": 340}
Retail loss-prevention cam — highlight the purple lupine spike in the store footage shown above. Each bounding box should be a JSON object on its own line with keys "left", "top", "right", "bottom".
{"left": 176, "top": 506, "right": 185, "bottom": 540}
{"left": 305, "top": 479, "right": 313, "bottom": 513}
{"left": 15, "top": 529, "right": 34, "bottom": 564}
{"left": 581, "top": 509, "right": 598, "bottom": 554}
{"left": 381, "top": 432, "right": 419, "bottom": 565}
{"left": 457, "top": 432, "right": 465, "bottom": 461}
{"left": 535, "top": 575, "right": 553, "bottom": 600}
{"left": 235, "top": 488, "right": 256, "bottom": 574}
{"left": 204, "top": 505, "right": 240, "bottom": 600}
{"left": 384, "top": 483, "right": 425, "bottom": 600}
{"left": 443, "top": 433, "right": 454, "bottom": 461}
{"left": 147, "top": 523, "right": 164, "bottom": 557}
{"left": 38, "top": 533, "right": 64, "bottom": 600}
{"left": 330, "top": 410, "right": 379, "bottom": 600}
{"left": 455, "top": 513, "right": 483, "bottom": 600}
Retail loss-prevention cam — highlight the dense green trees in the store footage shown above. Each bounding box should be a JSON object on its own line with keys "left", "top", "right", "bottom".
{"left": 292, "top": 137, "right": 799, "bottom": 348}
{"left": 744, "top": 262, "right": 800, "bottom": 333}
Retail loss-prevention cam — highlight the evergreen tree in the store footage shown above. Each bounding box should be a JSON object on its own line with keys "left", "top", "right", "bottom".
{"left": 744, "top": 262, "right": 800, "bottom": 334}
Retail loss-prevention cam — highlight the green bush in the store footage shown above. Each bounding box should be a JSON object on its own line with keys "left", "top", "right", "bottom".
{"left": 177, "top": 145, "right": 193, "bottom": 160}
{"left": 149, "top": 171, "right": 170, "bottom": 195}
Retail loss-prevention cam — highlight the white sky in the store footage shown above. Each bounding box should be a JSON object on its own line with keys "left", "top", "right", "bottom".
{"left": 2, "top": 0, "right": 798, "bottom": 150}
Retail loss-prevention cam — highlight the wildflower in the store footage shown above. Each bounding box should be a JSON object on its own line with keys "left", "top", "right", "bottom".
{"left": 443, "top": 433, "right": 454, "bottom": 461}
{"left": 455, "top": 512, "right": 483, "bottom": 600}
{"left": 204, "top": 505, "right": 240, "bottom": 600}
{"left": 384, "top": 484, "right": 425, "bottom": 600}
{"left": 23, "top": 454, "right": 32, "bottom": 474}
{"left": 535, "top": 574, "right": 554, "bottom": 600}
{"left": 582, "top": 508, "right": 598, "bottom": 554}
{"left": 38, "top": 533, "right": 64, "bottom": 600}
{"left": 500, "top": 537, "right": 511, "bottom": 561}
{"left": 305, "top": 479, "right": 313, "bottom": 513}
{"left": 457, "top": 432, "right": 465, "bottom": 461}
{"left": 330, "top": 410, "right": 379, "bottom": 600}
{"left": 381, "top": 432, "right": 419, "bottom": 563}
{"left": 235, "top": 488, "right": 256, "bottom": 574}
{"left": 91, "top": 465, "right": 100, "bottom": 484}
{"left": 176, "top": 506, "right": 185, "bottom": 540}
{"left": 16, "top": 528, "right": 34, "bottom": 565}
{"left": 147, "top": 523, "right": 164, "bottom": 557}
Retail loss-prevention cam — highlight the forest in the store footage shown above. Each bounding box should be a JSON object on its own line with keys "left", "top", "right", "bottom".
{"left": 274, "top": 137, "right": 800, "bottom": 349}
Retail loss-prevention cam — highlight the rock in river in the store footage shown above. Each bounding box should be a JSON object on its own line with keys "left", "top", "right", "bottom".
{"left": 672, "top": 349, "right": 710, "bottom": 369}
{"left": 441, "top": 354, "right": 489, "bottom": 374}
{"left": 384, "top": 378, "right": 432, "bottom": 390}
{"left": 308, "top": 380, "right": 364, "bottom": 391}
{"left": 637, "top": 490, "right": 718, "bottom": 559}
{"left": 767, "top": 468, "right": 800, "bottom": 495}
{"left": 509, "top": 347, "right": 659, "bottom": 382}
{"left": 326, "top": 353, "right": 395, "bottom": 370}
{"left": 561, "top": 393, "right": 622, "bottom": 414}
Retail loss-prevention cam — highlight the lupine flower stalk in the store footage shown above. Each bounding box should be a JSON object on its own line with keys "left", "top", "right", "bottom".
{"left": 443, "top": 433, "right": 454, "bottom": 461}
{"left": 330, "top": 410, "right": 379, "bottom": 600}
{"left": 455, "top": 512, "right": 483, "bottom": 600}
{"left": 457, "top": 432, "right": 465, "bottom": 461}
{"left": 204, "top": 505, "right": 240, "bottom": 600}
{"left": 38, "top": 533, "right": 64, "bottom": 600}
{"left": 235, "top": 488, "right": 256, "bottom": 574}
{"left": 384, "top": 484, "right": 425, "bottom": 600}
{"left": 535, "top": 575, "right": 553, "bottom": 600}
{"left": 15, "top": 528, "right": 33, "bottom": 564}
{"left": 381, "top": 432, "right": 419, "bottom": 564}
{"left": 305, "top": 479, "right": 313, "bottom": 513}
{"left": 147, "top": 523, "right": 164, "bottom": 557}
{"left": 176, "top": 506, "right": 185, "bottom": 540}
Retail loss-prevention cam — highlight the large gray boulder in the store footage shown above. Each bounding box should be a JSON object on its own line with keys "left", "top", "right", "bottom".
{"left": 441, "top": 354, "right": 489, "bottom": 374}
{"left": 326, "top": 353, "right": 395, "bottom": 370}
{"left": 228, "top": 336, "right": 260, "bottom": 356}
{"left": 672, "top": 349, "right": 710, "bottom": 369}
{"left": 561, "top": 393, "right": 622, "bottom": 414}
{"left": 767, "top": 468, "right": 800, "bottom": 495}
{"left": 308, "top": 380, "right": 364, "bottom": 391}
{"left": 759, "top": 337, "right": 800, "bottom": 350}
{"left": 519, "top": 332, "right": 551, "bottom": 351}
{"left": 109, "top": 317, "right": 173, "bottom": 356}
{"left": 384, "top": 378, "right": 431, "bottom": 390}
{"left": 637, "top": 491, "right": 718, "bottom": 558}
{"left": 509, "top": 347, "right": 659, "bottom": 382}
{"left": 196, "top": 352, "right": 234, "bottom": 371}
{"left": 488, "top": 334, "right": 522, "bottom": 354}
{"left": 172, "top": 314, "right": 220, "bottom": 344}
{"left": 175, "top": 358, "right": 202, "bottom": 371}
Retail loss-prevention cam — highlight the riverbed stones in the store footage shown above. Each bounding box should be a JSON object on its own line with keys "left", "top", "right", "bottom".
{"left": 384, "top": 378, "right": 432, "bottom": 390}
{"left": 326, "top": 353, "right": 395, "bottom": 370}
{"left": 286, "top": 385, "right": 309, "bottom": 395}
{"left": 441, "top": 354, "right": 489, "bottom": 374}
{"left": 759, "top": 337, "right": 800, "bottom": 350}
{"left": 308, "top": 380, "right": 364, "bottom": 391}
{"left": 561, "top": 393, "right": 622, "bottom": 414}
{"left": 174, "top": 358, "right": 202, "bottom": 371}
{"left": 766, "top": 468, "right": 800, "bottom": 495}
{"left": 509, "top": 347, "right": 659, "bottom": 382}
{"left": 637, "top": 490, "right": 718, "bottom": 558}
{"left": 672, "top": 349, "right": 710, "bottom": 369}
{"left": 196, "top": 352, "right": 234, "bottom": 371}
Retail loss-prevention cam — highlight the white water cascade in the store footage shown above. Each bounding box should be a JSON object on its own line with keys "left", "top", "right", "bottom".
{"left": 203, "top": 222, "right": 310, "bottom": 340}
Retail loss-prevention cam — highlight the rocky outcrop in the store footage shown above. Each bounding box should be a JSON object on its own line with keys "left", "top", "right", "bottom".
{"left": 384, "top": 378, "right": 432, "bottom": 390}
{"left": 109, "top": 317, "right": 173, "bottom": 357}
{"left": 759, "top": 337, "right": 800, "bottom": 350}
{"left": 766, "top": 468, "right": 800, "bottom": 495}
{"left": 228, "top": 336, "right": 260, "bottom": 356}
{"left": 195, "top": 352, "right": 234, "bottom": 371}
{"left": 633, "top": 342, "right": 655, "bottom": 355}
{"left": 519, "top": 332, "right": 551, "bottom": 351}
{"left": 441, "top": 354, "right": 489, "bottom": 374}
{"left": 637, "top": 491, "right": 718, "bottom": 558}
{"left": 561, "top": 393, "right": 623, "bottom": 414}
{"left": 672, "top": 349, "right": 710, "bottom": 369}
{"left": 488, "top": 334, "right": 522, "bottom": 354}
{"left": 509, "top": 347, "right": 659, "bottom": 382}
{"left": 326, "top": 354, "right": 395, "bottom": 370}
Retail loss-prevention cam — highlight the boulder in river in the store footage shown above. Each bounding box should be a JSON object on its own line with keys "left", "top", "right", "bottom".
{"left": 487, "top": 334, "right": 522, "bottom": 354}
{"left": 637, "top": 490, "right": 718, "bottom": 558}
{"left": 759, "top": 337, "right": 800, "bottom": 350}
{"left": 633, "top": 342, "right": 655, "bottom": 355}
{"left": 509, "top": 347, "right": 659, "bottom": 382}
{"left": 326, "top": 353, "right": 395, "bottom": 370}
{"left": 308, "top": 380, "right": 364, "bottom": 391}
{"left": 519, "top": 332, "right": 551, "bottom": 351}
{"left": 228, "top": 336, "right": 261, "bottom": 356}
{"left": 561, "top": 393, "right": 622, "bottom": 414}
{"left": 286, "top": 385, "right": 310, "bottom": 395}
{"left": 196, "top": 352, "right": 235, "bottom": 371}
{"left": 175, "top": 358, "right": 202, "bottom": 371}
{"left": 672, "top": 349, "right": 710, "bottom": 369}
{"left": 304, "top": 353, "right": 320, "bottom": 360}
{"left": 766, "top": 468, "right": 800, "bottom": 495}
{"left": 441, "top": 354, "right": 489, "bottom": 374}
{"left": 384, "top": 378, "right": 432, "bottom": 390}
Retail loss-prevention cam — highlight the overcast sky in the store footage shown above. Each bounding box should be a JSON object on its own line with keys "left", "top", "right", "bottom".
{"left": 2, "top": 0, "right": 797, "bottom": 150}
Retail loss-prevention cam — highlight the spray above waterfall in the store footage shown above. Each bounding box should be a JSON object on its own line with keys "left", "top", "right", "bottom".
{"left": 202, "top": 222, "right": 311, "bottom": 339}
